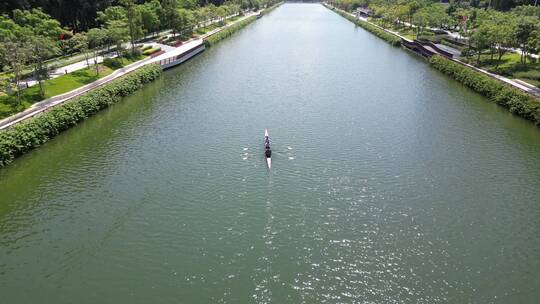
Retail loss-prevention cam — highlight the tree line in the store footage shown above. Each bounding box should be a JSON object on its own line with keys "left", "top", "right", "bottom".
{"left": 329, "top": 0, "right": 540, "bottom": 65}
{"left": 0, "top": 0, "right": 267, "bottom": 30}
{"left": 0, "top": 0, "right": 274, "bottom": 104}
{"left": 330, "top": 0, "right": 539, "bottom": 12}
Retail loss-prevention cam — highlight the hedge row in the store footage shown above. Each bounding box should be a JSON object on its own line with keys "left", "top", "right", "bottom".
{"left": 328, "top": 6, "right": 401, "bottom": 47}
{"left": 430, "top": 55, "right": 540, "bottom": 125}
{"left": 0, "top": 64, "right": 162, "bottom": 167}
{"left": 143, "top": 47, "right": 162, "bottom": 56}
{"left": 204, "top": 16, "right": 257, "bottom": 47}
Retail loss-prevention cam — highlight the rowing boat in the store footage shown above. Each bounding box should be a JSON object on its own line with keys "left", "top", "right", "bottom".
{"left": 264, "top": 129, "right": 272, "bottom": 169}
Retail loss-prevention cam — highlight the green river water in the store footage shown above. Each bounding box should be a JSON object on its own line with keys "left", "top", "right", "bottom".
{"left": 1, "top": 3, "right": 540, "bottom": 303}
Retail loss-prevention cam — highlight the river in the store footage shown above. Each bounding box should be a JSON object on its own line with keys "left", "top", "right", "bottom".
{"left": 1, "top": 3, "right": 540, "bottom": 303}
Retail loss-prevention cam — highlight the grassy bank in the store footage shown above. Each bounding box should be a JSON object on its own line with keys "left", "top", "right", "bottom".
{"left": 0, "top": 64, "right": 162, "bottom": 167}
{"left": 461, "top": 53, "right": 540, "bottom": 88}
{"left": 204, "top": 16, "right": 258, "bottom": 47}
{"left": 325, "top": 5, "right": 401, "bottom": 47}
{"left": 430, "top": 55, "right": 540, "bottom": 125}
{"left": 0, "top": 65, "right": 114, "bottom": 119}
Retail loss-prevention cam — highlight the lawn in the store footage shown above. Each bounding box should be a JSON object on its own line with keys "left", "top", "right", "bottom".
{"left": 462, "top": 52, "right": 540, "bottom": 88}
{"left": 0, "top": 64, "right": 114, "bottom": 119}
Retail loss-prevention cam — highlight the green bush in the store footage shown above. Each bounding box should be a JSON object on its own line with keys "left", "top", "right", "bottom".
{"left": 204, "top": 16, "right": 257, "bottom": 47}
{"left": 0, "top": 64, "right": 162, "bottom": 167}
{"left": 429, "top": 55, "right": 540, "bottom": 125}
{"left": 141, "top": 45, "right": 153, "bottom": 51}
{"left": 328, "top": 6, "right": 401, "bottom": 47}
{"left": 143, "top": 47, "right": 161, "bottom": 56}
{"left": 124, "top": 48, "right": 143, "bottom": 59}
{"left": 103, "top": 57, "right": 124, "bottom": 69}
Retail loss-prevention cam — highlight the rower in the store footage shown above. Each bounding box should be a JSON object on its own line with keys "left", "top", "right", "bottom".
{"left": 265, "top": 148, "right": 272, "bottom": 158}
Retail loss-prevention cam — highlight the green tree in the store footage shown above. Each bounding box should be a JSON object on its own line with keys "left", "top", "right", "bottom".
{"left": 425, "top": 4, "right": 451, "bottom": 29}
{"left": 12, "top": 8, "right": 64, "bottom": 40}
{"left": 487, "top": 12, "right": 516, "bottom": 64}
{"left": 29, "top": 35, "right": 59, "bottom": 98}
{"left": 514, "top": 16, "right": 538, "bottom": 63}
{"left": 97, "top": 6, "right": 127, "bottom": 25}
{"left": 0, "top": 39, "right": 32, "bottom": 104}
{"left": 139, "top": 0, "right": 162, "bottom": 36}
{"left": 87, "top": 28, "right": 106, "bottom": 75}
{"left": 106, "top": 20, "right": 129, "bottom": 56}
{"left": 405, "top": 0, "right": 423, "bottom": 28}
{"left": 178, "top": 0, "right": 198, "bottom": 10}
{"left": 171, "top": 8, "right": 195, "bottom": 39}
{"left": 160, "top": 0, "right": 178, "bottom": 31}
{"left": 216, "top": 6, "right": 228, "bottom": 25}
{"left": 0, "top": 15, "right": 26, "bottom": 41}
{"left": 527, "top": 29, "right": 540, "bottom": 56}
{"left": 511, "top": 5, "right": 540, "bottom": 18}
{"left": 412, "top": 8, "right": 429, "bottom": 38}
{"left": 70, "top": 33, "right": 91, "bottom": 68}
{"left": 470, "top": 25, "right": 491, "bottom": 65}
{"left": 120, "top": 0, "right": 144, "bottom": 53}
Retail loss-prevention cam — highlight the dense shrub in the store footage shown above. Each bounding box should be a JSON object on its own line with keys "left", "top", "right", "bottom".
{"left": 430, "top": 55, "right": 540, "bottom": 125}
{"left": 143, "top": 47, "right": 162, "bottom": 56}
{"left": 0, "top": 64, "right": 162, "bottom": 167}
{"left": 141, "top": 45, "right": 153, "bottom": 51}
{"left": 103, "top": 57, "right": 124, "bottom": 69}
{"left": 204, "top": 16, "right": 257, "bottom": 47}
{"left": 124, "top": 48, "right": 143, "bottom": 59}
{"left": 327, "top": 6, "right": 401, "bottom": 47}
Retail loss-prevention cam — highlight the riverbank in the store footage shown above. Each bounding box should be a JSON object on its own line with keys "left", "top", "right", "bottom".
{"left": 0, "top": 6, "right": 278, "bottom": 168}
{"left": 0, "top": 9, "right": 268, "bottom": 132}
{"left": 430, "top": 55, "right": 540, "bottom": 125}
{"left": 205, "top": 2, "right": 283, "bottom": 47}
{"left": 2, "top": 5, "right": 540, "bottom": 302}
{"left": 205, "top": 16, "right": 258, "bottom": 47}
{"left": 323, "top": 2, "right": 540, "bottom": 127}
{"left": 0, "top": 65, "right": 162, "bottom": 167}
{"left": 323, "top": 3, "right": 401, "bottom": 46}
